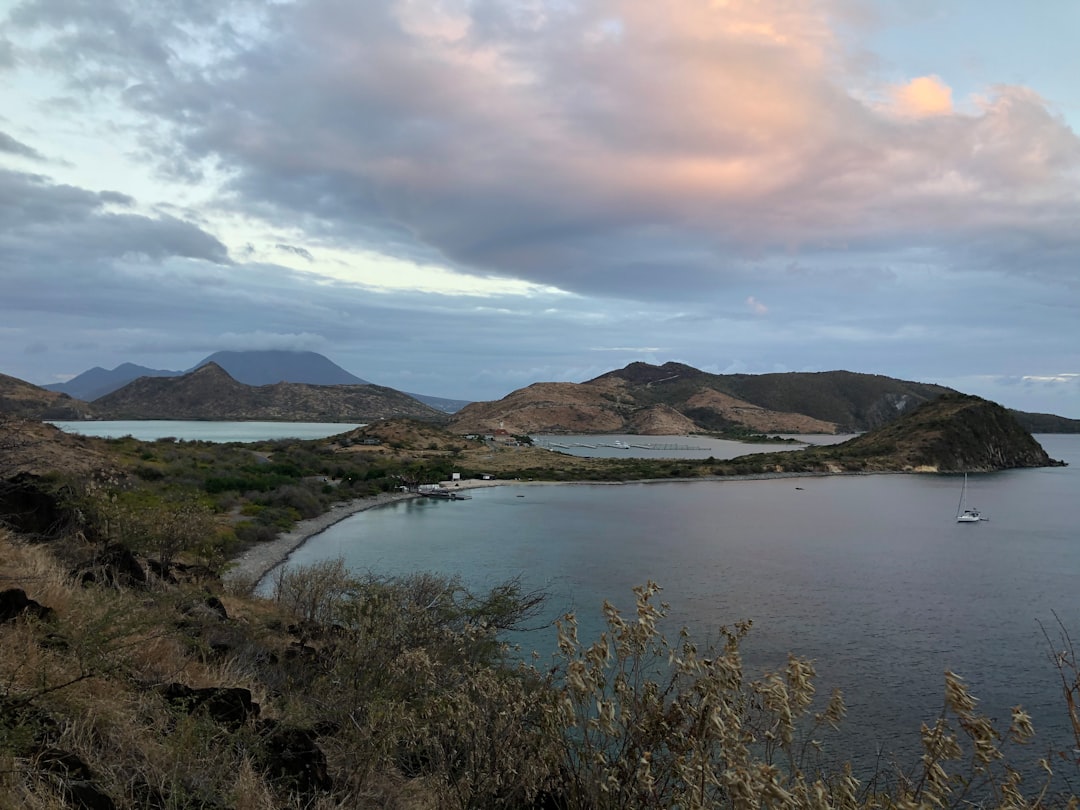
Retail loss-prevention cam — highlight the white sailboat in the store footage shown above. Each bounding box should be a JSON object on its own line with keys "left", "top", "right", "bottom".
{"left": 956, "top": 474, "right": 982, "bottom": 523}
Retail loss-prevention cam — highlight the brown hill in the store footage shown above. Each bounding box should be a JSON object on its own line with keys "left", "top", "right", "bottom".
{"left": 0, "top": 373, "right": 95, "bottom": 420}
{"left": 450, "top": 362, "right": 947, "bottom": 435}
{"left": 815, "top": 393, "right": 1063, "bottom": 472}
{"left": 726, "top": 393, "right": 1065, "bottom": 475}
{"left": 0, "top": 416, "right": 120, "bottom": 479}
{"left": 92, "top": 363, "right": 447, "bottom": 422}
{"left": 593, "top": 363, "right": 953, "bottom": 431}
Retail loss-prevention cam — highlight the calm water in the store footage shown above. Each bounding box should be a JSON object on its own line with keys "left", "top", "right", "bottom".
{"left": 531, "top": 432, "right": 855, "bottom": 460}
{"left": 271, "top": 435, "right": 1080, "bottom": 772}
{"left": 49, "top": 420, "right": 361, "bottom": 442}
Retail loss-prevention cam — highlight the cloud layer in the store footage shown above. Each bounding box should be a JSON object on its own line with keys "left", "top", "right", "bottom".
{"left": 1, "top": 0, "right": 1078, "bottom": 414}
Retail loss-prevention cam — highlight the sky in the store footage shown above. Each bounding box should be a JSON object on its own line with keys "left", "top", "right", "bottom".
{"left": 1, "top": 0, "right": 1078, "bottom": 416}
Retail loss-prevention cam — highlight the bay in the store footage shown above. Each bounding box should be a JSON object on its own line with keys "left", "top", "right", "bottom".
{"left": 271, "top": 434, "right": 1080, "bottom": 774}
{"left": 48, "top": 420, "right": 361, "bottom": 442}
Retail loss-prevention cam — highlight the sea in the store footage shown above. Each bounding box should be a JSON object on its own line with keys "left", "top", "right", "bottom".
{"left": 266, "top": 433, "right": 1080, "bottom": 778}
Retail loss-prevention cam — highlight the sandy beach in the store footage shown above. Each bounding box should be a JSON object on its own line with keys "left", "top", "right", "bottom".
{"left": 224, "top": 490, "right": 420, "bottom": 586}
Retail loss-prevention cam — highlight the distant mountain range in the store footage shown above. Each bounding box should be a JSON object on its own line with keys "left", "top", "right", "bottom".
{"left": 42, "top": 350, "right": 471, "bottom": 413}
{"left": 6, "top": 356, "right": 1079, "bottom": 433}
{"left": 449, "top": 361, "right": 1080, "bottom": 435}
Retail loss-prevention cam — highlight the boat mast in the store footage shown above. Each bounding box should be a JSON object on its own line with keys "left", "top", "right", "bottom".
{"left": 956, "top": 473, "right": 967, "bottom": 517}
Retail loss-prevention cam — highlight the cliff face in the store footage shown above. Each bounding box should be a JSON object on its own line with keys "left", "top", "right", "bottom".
{"left": 91, "top": 363, "right": 446, "bottom": 422}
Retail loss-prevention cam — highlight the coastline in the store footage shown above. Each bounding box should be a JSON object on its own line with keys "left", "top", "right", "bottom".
{"left": 225, "top": 469, "right": 896, "bottom": 588}
{"left": 224, "top": 490, "right": 420, "bottom": 586}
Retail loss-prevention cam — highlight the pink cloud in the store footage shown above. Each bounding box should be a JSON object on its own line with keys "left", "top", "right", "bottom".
{"left": 888, "top": 75, "right": 954, "bottom": 117}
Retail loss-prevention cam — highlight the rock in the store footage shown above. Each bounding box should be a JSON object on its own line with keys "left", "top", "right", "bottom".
{"left": 73, "top": 544, "right": 147, "bottom": 588}
{"left": 257, "top": 719, "right": 332, "bottom": 793}
{"left": 0, "top": 588, "right": 54, "bottom": 622}
{"left": 38, "top": 748, "right": 116, "bottom": 810}
{"left": 161, "top": 683, "right": 260, "bottom": 729}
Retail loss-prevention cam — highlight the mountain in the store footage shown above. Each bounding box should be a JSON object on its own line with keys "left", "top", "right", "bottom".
{"left": 450, "top": 362, "right": 953, "bottom": 435}
{"left": 1008, "top": 409, "right": 1080, "bottom": 434}
{"left": 595, "top": 363, "right": 955, "bottom": 431}
{"left": 192, "top": 350, "right": 369, "bottom": 386}
{"left": 783, "top": 393, "right": 1064, "bottom": 473}
{"left": 43, "top": 351, "right": 471, "bottom": 413}
{"left": 404, "top": 392, "right": 473, "bottom": 414}
{"left": 43, "top": 362, "right": 180, "bottom": 401}
{"left": 0, "top": 373, "right": 95, "bottom": 420}
{"left": 92, "top": 363, "right": 447, "bottom": 422}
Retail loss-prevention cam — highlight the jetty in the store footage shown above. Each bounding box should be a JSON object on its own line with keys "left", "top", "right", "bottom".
{"left": 417, "top": 485, "right": 472, "bottom": 500}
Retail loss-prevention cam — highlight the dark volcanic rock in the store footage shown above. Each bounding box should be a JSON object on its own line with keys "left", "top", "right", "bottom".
{"left": 161, "top": 683, "right": 260, "bottom": 729}
{"left": 0, "top": 588, "right": 54, "bottom": 622}
{"left": 257, "top": 719, "right": 333, "bottom": 793}
{"left": 74, "top": 544, "right": 147, "bottom": 588}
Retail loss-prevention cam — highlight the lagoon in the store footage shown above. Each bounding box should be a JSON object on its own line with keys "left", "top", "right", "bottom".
{"left": 270, "top": 434, "right": 1080, "bottom": 773}
{"left": 48, "top": 420, "right": 362, "bottom": 442}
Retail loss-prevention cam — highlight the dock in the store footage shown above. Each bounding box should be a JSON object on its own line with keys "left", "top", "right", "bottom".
{"left": 417, "top": 486, "right": 472, "bottom": 500}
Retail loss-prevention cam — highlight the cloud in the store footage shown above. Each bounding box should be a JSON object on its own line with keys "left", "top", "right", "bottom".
{"left": 0, "top": 169, "right": 230, "bottom": 270}
{"left": 0, "top": 130, "right": 46, "bottom": 160}
{"left": 188, "top": 331, "right": 330, "bottom": 354}
{"left": 889, "top": 75, "right": 953, "bottom": 117}
{"left": 590, "top": 347, "right": 663, "bottom": 353}
{"left": 275, "top": 243, "right": 314, "bottom": 262}
{"left": 5, "top": 0, "right": 1079, "bottom": 304}
{"left": 1022, "top": 373, "right": 1080, "bottom": 385}
{"left": 746, "top": 296, "right": 768, "bottom": 315}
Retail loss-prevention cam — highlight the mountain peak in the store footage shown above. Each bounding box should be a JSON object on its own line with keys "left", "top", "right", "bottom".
{"left": 189, "top": 362, "right": 236, "bottom": 381}
{"left": 193, "top": 350, "right": 369, "bottom": 386}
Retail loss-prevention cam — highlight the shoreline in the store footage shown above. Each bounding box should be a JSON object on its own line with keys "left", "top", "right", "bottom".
{"left": 224, "top": 490, "right": 420, "bottom": 586}
{"left": 226, "top": 470, "right": 897, "bottom": 587}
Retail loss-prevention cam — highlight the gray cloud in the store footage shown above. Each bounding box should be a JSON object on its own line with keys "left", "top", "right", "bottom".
{"left": 0, "top": 130, "right": 45, "bottom": 160}
{"left": 0, "top": 169, "right": 230, "bottom": 269}
{"left": 275, "top": 243, "right": 314, "bottom": 262}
